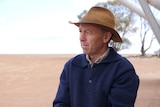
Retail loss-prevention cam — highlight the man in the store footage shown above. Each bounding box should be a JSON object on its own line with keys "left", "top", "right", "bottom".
{"left": 53, "top": 6, "right": 139, "bottom": 107}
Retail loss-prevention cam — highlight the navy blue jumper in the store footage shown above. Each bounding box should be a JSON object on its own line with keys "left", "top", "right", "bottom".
{"left": 53, "top": 47, "right": 139, "bottom": 107}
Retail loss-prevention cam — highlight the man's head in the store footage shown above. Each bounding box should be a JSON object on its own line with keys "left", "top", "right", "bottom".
{"left": 69, "top": 6, "right": 122, "bottom": 42}
{"left": 79, "top": 23, "right": 112, "bottom": 56}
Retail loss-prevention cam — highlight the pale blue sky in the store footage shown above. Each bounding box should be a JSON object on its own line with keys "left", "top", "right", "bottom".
{"left": 0, "top": 0, "right": 82, "bottom": 54}
{"left": 0, "top": 0, "right": 159, "bottom": 54}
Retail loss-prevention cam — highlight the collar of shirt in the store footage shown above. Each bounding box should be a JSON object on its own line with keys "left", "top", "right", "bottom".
{"left": 86, "top": 48, "right": 110, "bottom": 65}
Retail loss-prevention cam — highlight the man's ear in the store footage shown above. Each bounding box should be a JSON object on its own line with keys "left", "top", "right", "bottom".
{"left": 103, "top": 32, "right": 112, "bottom": 43}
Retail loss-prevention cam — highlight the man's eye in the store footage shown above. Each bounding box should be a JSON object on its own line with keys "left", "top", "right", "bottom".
{"left": 86, "top": 30, "right": 91, "bottom": 34}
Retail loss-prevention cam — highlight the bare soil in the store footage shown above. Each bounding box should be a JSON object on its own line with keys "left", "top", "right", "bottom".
{"left": 0, "top": 54, "right": 159, "bottom": 107}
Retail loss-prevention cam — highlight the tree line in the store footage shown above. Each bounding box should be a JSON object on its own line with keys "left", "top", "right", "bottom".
{"left": 77, "top": 0, "right": 159, "bottom": 56}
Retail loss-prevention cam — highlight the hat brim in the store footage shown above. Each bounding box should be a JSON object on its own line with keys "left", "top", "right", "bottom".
{"left": 69, "top": 21, "right": 122, "bottom": 42}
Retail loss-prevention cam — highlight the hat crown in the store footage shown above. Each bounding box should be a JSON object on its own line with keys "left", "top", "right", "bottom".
{"left": 81, "top": 6, "right": 115, "bottom": 29}
{"left": 69, "top": 6, "right": 122, "bottom": 42}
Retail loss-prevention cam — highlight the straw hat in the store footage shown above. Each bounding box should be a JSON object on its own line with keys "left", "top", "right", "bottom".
{"left": 69, "top": 6, "right": 122, "bottom": 42}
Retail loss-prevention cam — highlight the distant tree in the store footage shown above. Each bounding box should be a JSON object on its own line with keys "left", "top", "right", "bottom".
{"left": 77, "top": 0, "right": 137, "bottom": 51}
{"left": 139, "top": 17, "right": 155, "bottom": 56}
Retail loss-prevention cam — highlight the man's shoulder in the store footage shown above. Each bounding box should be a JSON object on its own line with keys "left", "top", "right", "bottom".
{"left": 66, "top": 54, "right": 88, "bottom": 67}
{"left": 70, "top": 54, "right": 86, "bottom": 61}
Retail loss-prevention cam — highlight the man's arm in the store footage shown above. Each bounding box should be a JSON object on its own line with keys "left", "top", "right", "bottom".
{"left": 53, "top": 64, "right": 70, "bottom": 107}
{"left": 108, "top": 63, "right": 139, "bottom": 107}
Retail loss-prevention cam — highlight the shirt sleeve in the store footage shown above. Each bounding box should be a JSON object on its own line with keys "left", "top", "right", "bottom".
{"left": 53, "top": 62, "right": 70, "bottom": 107}
{"left": 108, "top": 61, "right": 139, "bottom": 107}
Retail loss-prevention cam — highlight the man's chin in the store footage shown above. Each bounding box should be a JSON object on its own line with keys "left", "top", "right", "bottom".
{"left": 82, "top": 50, "right": 88, "bottom": 54}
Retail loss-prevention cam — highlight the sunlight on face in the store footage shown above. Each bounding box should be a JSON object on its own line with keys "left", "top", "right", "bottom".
{"left": 79, "top": 24, "right": 108, "bottom": 56}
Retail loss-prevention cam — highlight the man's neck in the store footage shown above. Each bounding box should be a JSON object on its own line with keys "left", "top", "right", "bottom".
{"left": 89, "top": 55, "right": 100, "bottom": 63}
{"left": 86, "top": 48, "right": 110, "bottom": 64}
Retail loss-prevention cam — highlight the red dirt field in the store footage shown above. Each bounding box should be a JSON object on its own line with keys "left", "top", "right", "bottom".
{"left": 0, "top": 54, "right": 160, "bottom": 107}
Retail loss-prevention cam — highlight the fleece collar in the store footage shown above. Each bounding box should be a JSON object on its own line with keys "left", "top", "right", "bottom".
{"left": 72, "top": 47, "right": 122, "bottom": 68}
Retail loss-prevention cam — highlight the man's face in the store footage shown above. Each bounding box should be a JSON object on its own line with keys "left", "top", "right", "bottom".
{"left": 79, "top": 24, "right": 110, "bottom": 56}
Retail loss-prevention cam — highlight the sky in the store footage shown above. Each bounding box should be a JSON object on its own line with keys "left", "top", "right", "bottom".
{"left": 0, "top": 0, "right": 159, "bottom": 54}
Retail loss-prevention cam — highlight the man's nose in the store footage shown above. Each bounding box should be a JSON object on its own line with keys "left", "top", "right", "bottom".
{"left": 80, "top": 33, "right": 86, "bottom": 41}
